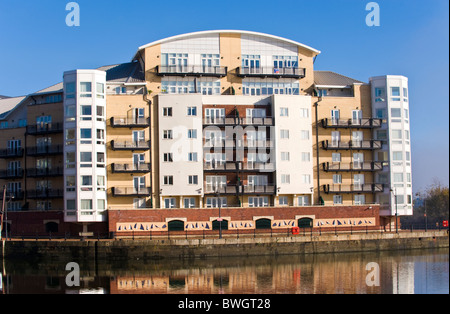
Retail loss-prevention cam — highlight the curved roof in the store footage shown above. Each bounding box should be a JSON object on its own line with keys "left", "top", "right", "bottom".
{"left": 136, "top": 30, "right": 321, "bottom": 55}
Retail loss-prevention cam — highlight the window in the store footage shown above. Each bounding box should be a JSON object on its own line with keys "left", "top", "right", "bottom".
{"left": 301, "top": 130, "right": 309, "bottom": 140}
{"left": 66, "top": 152, "right": 75, "bottom": 168}
{"left": 80, "top": 152, "right": 92, "bottom": 167}
{"left": 279, "top": 196, "right": 288, "bottom": 206}
{"left": 81, "top": 199, "right": 93, "bottom": 210}
{"left": 97, "top": 176, "right": 105, "bottom": 191}
{"left": 80, "top": 128, "right": 92, "bottom": 144}
{"left": 333, "top": 174, "right": 342, "bottom": 184}
{"left": 375, "top": 87, "right": 385, "bottom": 97}
{"left": 96, "top": 106, "right": 105, "bottom": 121}
{"left": 164, "top": 176, "right": 174, "bottom": 185}
{"left": 81, "top": 105, "right": 92, "bottom": 120}
{"left": 249, "top": 197, "right": 269, "bottom": 207}
{"left": 280, "top": 108, "right": 289, "bottom": 117}
{"left": 163, "top": 153, "right": 173, "bottom": 162}
{"left": 206, "top": 197, "right": 227, "bottom": 208}
{"left": 188, "top": 152, "right": 198, "bottom": 162}
{"left": 405, "top": 130, "right": 410, "bottom": 140}
{"left": 97, "top": 152, "right": 105, "bottom": 165}
{"left": 280, "top": 129, "right": 289, "bottom": 139}
{"left": 301, "top": 174, "right": 311, "bottom": 184}
{"left": 281, "top": 174, "right": 290, "bottom": 184}
{"left": 354, "top": 195, "right": 365, "bottom": 205}
{"left": 405, "top": 151, "right": 411, "bottom": 161}
{"left": 333, "top": 195, "right": 343, "bottom": 205}
{"left": 299, "top": 108, "right": 309, "bottom": 118}
{"left": 19, "top": 119, "right": 27, "bottom": 127}
{"left": 66, "top": 176, "right": 75, "bottom": 192}
{"left": 391, "top": 108, "right": 401, "bottom": 118}
{"left": 393, "top": 173, "right": 404, "bottom": 182}
{"left": 133, "top": 198, "right": 146, "bottom": 209}
{"left": 406, "top": 173, "right": 411, "bottom": 183}
{"left": 65, "top": 129, "right": 76, "bottom": 145}
{"left": 376, "top": 130, "right": 387, "bottom": 140}
{"left": 332, "top": 153, "right": 341, "bottom": 162}
{"left": 393, "top": 151, "right": 403, "bottom": 160}
{"left": 187, "top": 107, "right": 197, "bottom": 116}
{"left": 301, "top": 152, "right": 310, "bottom": 162}
{"left": 298, "top": 196, "right": 309, "bottom": 206}
{"left": 391, "top": 87, "right": 400, "bottom": 96}
{"left": 80, "top": 82, "right": 92, "bottom": 98}
{"left": 65, "top": 82, "right": 76, "bottom": 98}
{"left": 115, "top": 86, "right": 127, "bottom": 94}
{"left": 163, "top": 107, "right": 172, "bottom": 117}
{"left": 281, "top": 152, "right": 290, "bottom": 161}
{"left": 66, "top": 200, "right": 76, "bottom": 211}
{"left": 188, "top": 129, "right": 197, "bottom": 139}
{"left": 163, "top": 130, "right": 173, "bottom": 139}
{"left": 97, "top": 129, "right": 105, "bottom": 145}
{"left": 184, "top": 198, "right": 196, "bottom": 208}
{"left": 403, "top": 88, "right": 408, "bottom": 98}
{"left": 375, "top": 108, "right": 386, "bottom": 119}
{"left": 81, "top": 175, "right": 92, "bottom": 186}
{"left": 392, "top": 130, "right": 402, "bottom": 139}
{"left": 96, "top": 83, "right": 105, "bottom": 99}
{"left": 164, "top": 198, "right": 176, "bottom": 209}
{"left": 188, "top": 175, "right": 198, "bottom": 185}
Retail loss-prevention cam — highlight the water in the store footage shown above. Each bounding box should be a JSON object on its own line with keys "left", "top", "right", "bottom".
{"left": 1, "top": 248, "right": 448, "bottom": 294}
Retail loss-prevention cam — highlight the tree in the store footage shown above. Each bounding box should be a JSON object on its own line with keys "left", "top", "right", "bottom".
{"left": 401, "top": 180, "right": 449, "bottom": 228}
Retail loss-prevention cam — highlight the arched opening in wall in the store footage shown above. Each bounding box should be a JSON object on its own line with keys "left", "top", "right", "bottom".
{"left": 298, "top": 218, "right": 313, "bottom": 229}
{"left": 168, "top": 220, "right": 185, "bottom": 231}
{"left": 212, "top": 219, "right": 229, "bottom": 231}
{"left": 255, "top": 218, "right": 272, "bottom": 229}
{"left": 45, "top": 222, "right": 59, "bottom": 233}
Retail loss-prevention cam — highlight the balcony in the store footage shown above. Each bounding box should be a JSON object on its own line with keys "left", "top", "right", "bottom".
{"left": 322, "top": 161, "right": 384, "bottom": 172}
{"left": 157, "top": 65, "right": 227, "bottom": 77}
{"left": 321, "top": 140, "right": 382, "bottom": 151}
{"left": 111, "top": 140, "right": 150, "bottom": 151}
{"left": 27, "top": 145, "right": 64, "bottom": 156}
{"left": 203, "top": 139, "right": 274, "bottom": 149}
{"left": 112, "top": 163, "right": 151, "bottom": 173}
{"left": 322, "top": 183, "right": 384, "bottom": 194}
{"left": 0, "top": 148, "right": 24, "bottom": 158}
{"left": 243, "top": 184, "right": 276, "bottom": 195}
{"left": 0, "top": 168, "right": 24, "bottom": 179}
{"left": 110, "top": 117, "right": 150, "bottom": 128}
{"left": 27, "top": 189, "right": 64, "bottom": 199}
{"left": 112, "top": 187, "right": 151, "bottom": 197}
{"left": 26, "top": 123, "right": 64, "bottom": 135}
{"left": 26, "top": 167, "right": 64, "bottom": 177}
{"left": 204, "top": 184, "right": 240, "bottom": 195}
{"left": 0, "top": 190, "right": 24, "bottom": 200}
{"left": 320, "top": 118, "right": 382, "bottom": 129}
{"left": 203, "top": 162, "right": 276, "bottom": 172}
{"left": 203, "top": 117, "right": 274, "bottom": 126}
{"left": 237, "top": 67, "right": 305, "bottom": 79}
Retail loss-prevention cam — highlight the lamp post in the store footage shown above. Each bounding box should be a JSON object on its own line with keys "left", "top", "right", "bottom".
{"left": 416, "top": 192, "right": 427, "bottom": 232}
{"left": 214, "top": 183, "right": 222, "bottom": 239}
{"left": 390, "top": 188, "right": 398, "bottom": 233}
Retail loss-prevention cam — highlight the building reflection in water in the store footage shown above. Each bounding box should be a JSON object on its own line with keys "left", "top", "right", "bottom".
{"left": 1, "top": 249, "right": 448, "bottom": 294}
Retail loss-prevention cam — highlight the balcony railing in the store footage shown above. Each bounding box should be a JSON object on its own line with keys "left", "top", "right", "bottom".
{"left": 26, "top": 123, "right": 64, "bottom": 135}
{"left": 0, "top": 148, "right": 24, "bottom": 158}
{"left": 157, "top": 65, "right": 228, "bottom": 77}
{"left": 204, "top": 139, "right": 274, "bottom": 149}
{"left": 203, "top": 162, "right": 276, "bottom": 172}
{"left": 112, "top": 163, "right": 151, "bottom": 173}
{"left": 0, "top": 190, "right": 24, "bottom": 200}
{"left": 243, "top": 184, "right": 276, "bottom": 194}
{"left": 203, "top": 117, "right": 274, "bottom": 126}
{"left": 112, "top": 187, "right": 151, "bottom": 197}
{"left": 237, "top": 67, "right": 306, "bottom": 79}
{"left": 321, "top": 118, "right": 382, "bottom": 129}
{"left": 323, "top": 183, "right": 384, "bottom": 194}
{"left": 321, "top": 140, "right": 382, "bottom": 150}
{"left": 27, "top": 189, "right": 64, "bottom": 199}
{"left": 110, "top": 117, "right": 150, "bottom": 128}
{"left": 27, "top": 145, "right": 64, "bottom": 156}
{"left": 204, "top": 184, "right": 240, "bottom": 195}
{"left": 322, "top": 161, "right": 384, "bottom": 172}
{"left": 111, "top": 140, "right": 150, "bottom": 151}
{"left": 26, "top": 167, "right": 64, "bottom": 177}
{"left": 0, "top": 168, "right": 24, "bottom": 179}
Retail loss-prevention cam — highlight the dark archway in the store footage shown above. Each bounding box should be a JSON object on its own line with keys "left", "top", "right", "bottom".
{"left": 168, "top": 220, "right": 185, "bottom": 231}
{"left": 45, "top": 222, "right": 59, "bottom": 233}
{"left": 298, "top": 218, "right": 313, "bottom": 228}
{"left": 255, "top": 218, "right": 272, "bottom": 229}
{"left": 212, "top": 219, "right": 228, "bottom": 231}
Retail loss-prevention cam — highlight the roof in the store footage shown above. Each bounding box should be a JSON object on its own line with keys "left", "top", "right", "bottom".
{"left": 135, "top": 30, "right": 321, "bottom": 57}
{"left": 97, "top": 61, "right": 145, "bottom": 84}
{"left": 0, "top": 96, "right": 26, "bottom": 119}
{"left": 0, "top": 95, "right": 10, "bottom": 99}
{"left": 314, "top": 71, "right": 365, "bottom": 87}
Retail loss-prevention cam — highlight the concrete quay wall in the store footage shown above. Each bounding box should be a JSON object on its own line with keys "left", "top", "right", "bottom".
{"left": 1, "top": 230, "right": 448, "bottom": 262}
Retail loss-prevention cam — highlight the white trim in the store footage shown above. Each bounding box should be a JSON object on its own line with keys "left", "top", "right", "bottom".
{"left": 135, "top": 30, "right": 321, "bottom": 56}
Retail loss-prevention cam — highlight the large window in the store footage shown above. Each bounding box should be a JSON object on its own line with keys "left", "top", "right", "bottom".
{"left": 80, "top": 82, "right": 92, "bottom": 98}
{"left": 243, "top": 81, "right": 299, "bottom": 96}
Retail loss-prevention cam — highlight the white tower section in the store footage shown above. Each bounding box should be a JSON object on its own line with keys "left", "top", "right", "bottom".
{"left": 63, "top": 70, "right": 107, "bottom": 222}
{"left": 370, "top": 75, "right": 413, "bottom": 217}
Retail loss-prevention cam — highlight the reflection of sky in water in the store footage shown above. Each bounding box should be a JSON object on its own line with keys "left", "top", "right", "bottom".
{"left": 1, "top": 249, "right": 448, "bottom": 294}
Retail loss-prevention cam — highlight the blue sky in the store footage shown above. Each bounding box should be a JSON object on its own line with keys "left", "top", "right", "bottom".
{"left": 0, "top": 0, "right": 448, "bottom": 192}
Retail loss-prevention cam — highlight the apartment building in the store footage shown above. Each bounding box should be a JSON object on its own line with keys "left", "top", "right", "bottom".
{"left": 0, "top": 30, "right": 412, "bottom": 236}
